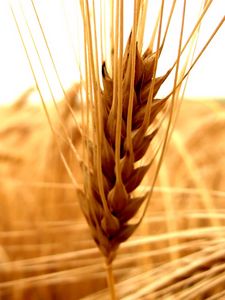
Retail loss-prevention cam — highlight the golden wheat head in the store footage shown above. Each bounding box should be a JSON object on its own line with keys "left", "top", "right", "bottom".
{"left": 78, "top": 34, "right": 170, "bottom": 264}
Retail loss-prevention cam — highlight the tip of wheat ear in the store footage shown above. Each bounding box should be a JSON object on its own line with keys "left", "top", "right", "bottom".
{"left": 78, "top": 36, "right": 170, "bottom": 263}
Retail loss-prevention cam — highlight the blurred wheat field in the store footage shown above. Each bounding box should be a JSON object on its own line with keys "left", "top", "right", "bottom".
{"left": 1, "top": 94, "right": 225, "bottom": 299}
{"left": 1, "top": 1, "right": 225, "bottom": 299}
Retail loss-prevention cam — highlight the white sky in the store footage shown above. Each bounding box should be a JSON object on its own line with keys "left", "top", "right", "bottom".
{"left": 0, "top": 0, "right": 224, "bottom": 105}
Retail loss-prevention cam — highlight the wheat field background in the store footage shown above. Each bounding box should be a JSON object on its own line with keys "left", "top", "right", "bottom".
{"left": 1, "top": 1, "right": 225, "bottom": 299}
{"left": 0, "top": 93, "right": 225, "bottom": 299}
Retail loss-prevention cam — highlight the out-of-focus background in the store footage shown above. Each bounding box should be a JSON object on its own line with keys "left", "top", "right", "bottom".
{"left": 0, "top": 1, "right": 225, "bottom": 299}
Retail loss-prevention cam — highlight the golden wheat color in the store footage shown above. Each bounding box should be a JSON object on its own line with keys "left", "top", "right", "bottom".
{"left": 1, "top": 0, "right": 225, "bottom": 299}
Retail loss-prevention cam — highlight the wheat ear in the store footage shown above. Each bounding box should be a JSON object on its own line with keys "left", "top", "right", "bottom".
{"left": 77, "top": 35, "right": 170, "bottom": 262}
{"left": 76, "top": 1, "right": 225, "bottom": 298}
{"left": 76, "top": 2, "right": 187, "bottom": 299}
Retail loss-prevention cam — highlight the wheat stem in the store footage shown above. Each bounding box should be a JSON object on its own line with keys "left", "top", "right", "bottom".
{"left": 106, "top": 261, "right": 117, "bottom": 300}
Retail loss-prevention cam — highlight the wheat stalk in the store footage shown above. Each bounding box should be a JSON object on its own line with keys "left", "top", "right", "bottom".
{"left": 77, "top": 1, "right": 175, "bottom": 297}
{"left": 76, "top": 1, "right": 225, "bottom": 298}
